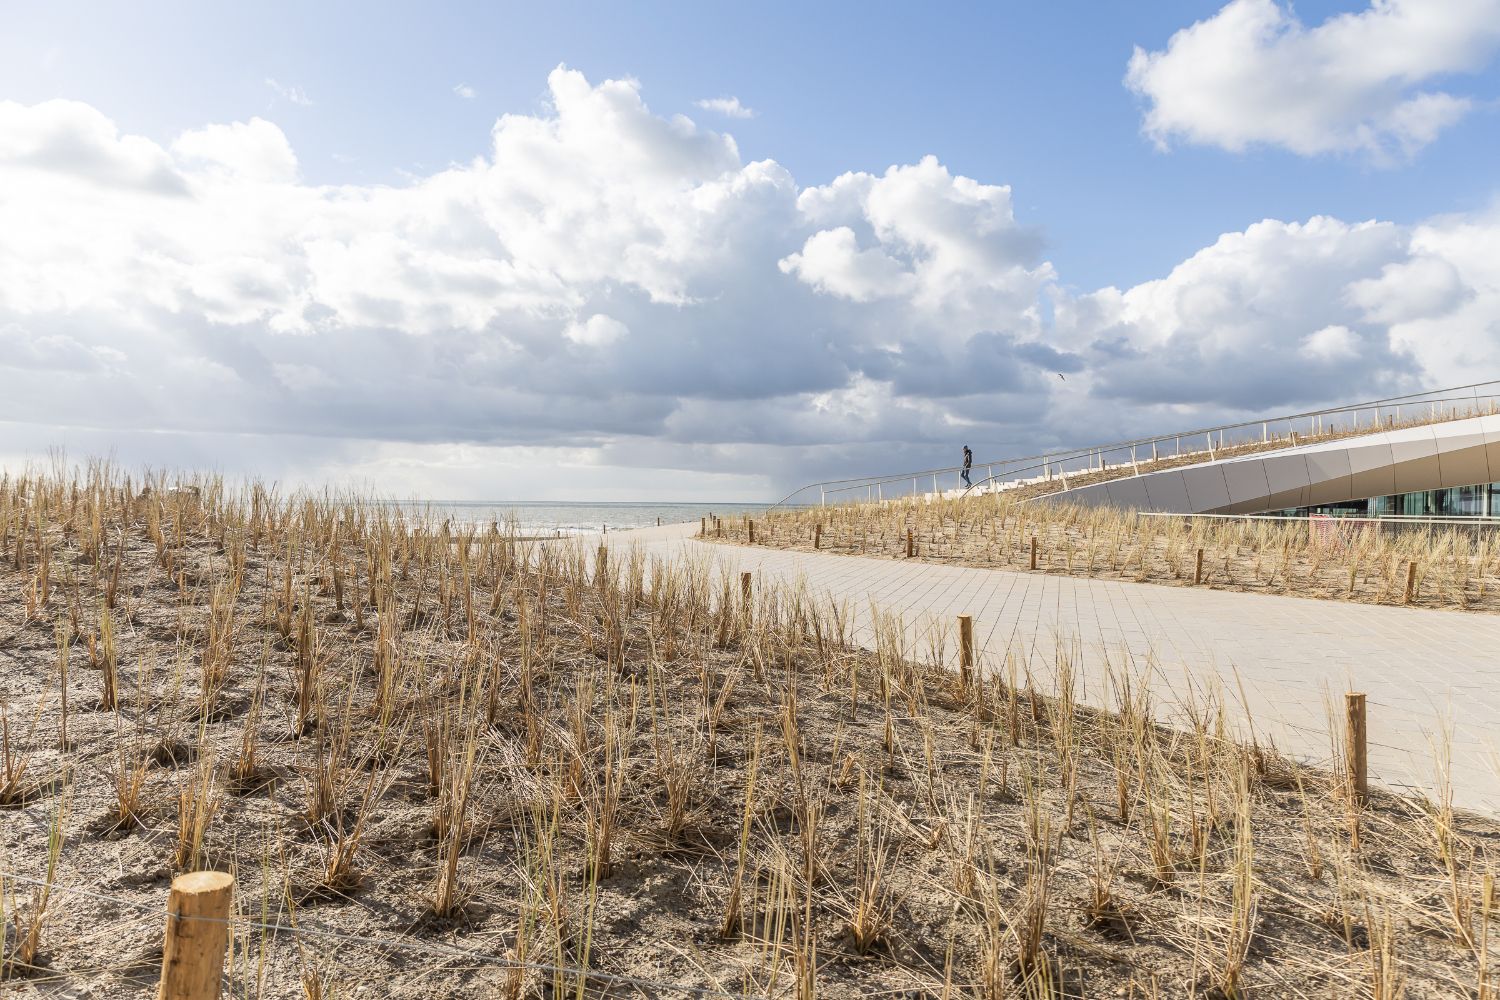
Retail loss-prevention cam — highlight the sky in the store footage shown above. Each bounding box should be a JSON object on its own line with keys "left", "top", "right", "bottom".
{"left": 1, "top": 0, "right": 1498, "bottom": 500}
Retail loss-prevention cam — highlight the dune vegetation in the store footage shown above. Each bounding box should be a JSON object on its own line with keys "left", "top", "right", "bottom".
{"left": 0, "top": 462, "right": 1495, "bottom": 997}
{"left": 711, "top": 493, "right": 1500, "bottom": 614}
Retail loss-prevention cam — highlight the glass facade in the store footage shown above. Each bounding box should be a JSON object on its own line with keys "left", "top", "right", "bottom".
{"left": 1276, "top": 482, "right": 1500, "bottom": 518}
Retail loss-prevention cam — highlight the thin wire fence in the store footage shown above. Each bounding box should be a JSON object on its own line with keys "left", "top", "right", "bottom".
{"left": 1135, "top": 512, "right": 1500, "bottom": 525}
{"left": 0, "top": 868, "right": 754, "bottom": 999}
{"left": 1136, "top": 510, "right": 1500, "bottom": 542}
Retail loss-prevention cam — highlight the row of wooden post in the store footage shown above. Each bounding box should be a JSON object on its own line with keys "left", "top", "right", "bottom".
{"left": 787, "top": 527, "right": 1373, "bottom": 800}
{"left": 1184, "top": 549, "right": 1416, "bottom": 604}
{"left": 960, "top": 605, "right": 1374, "bottom": 803}
{"left": 1346, "top": 691, "right": 1368, "bottom": 806}
{"left": 698, "top": 516, "right": 755, "bottom": 543}
{"left": 923, "top": 537, "right": 1207, "bottom": 588}
{"left": 159, "top": 871, "right": 234, "bottom": 1000}
{"left": 952, "top": 611, "right": 1368, "bottom": 806}
{"left": 150, "top": 685, "right": 1371, "bottom": 999}
{"left": 970, "top": 535, "right": 1371, "bottom": 784}
{"left": 711, "top": 520, "right": 1412, "bottom": 612}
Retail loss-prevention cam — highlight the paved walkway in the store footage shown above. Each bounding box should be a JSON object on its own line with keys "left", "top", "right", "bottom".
{"left": 602, "top": 522, "right": 1500, "bottom": 812}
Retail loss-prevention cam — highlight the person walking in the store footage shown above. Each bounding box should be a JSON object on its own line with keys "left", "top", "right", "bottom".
{"left": 961, "top": 445, "right": 972, "bottom": 487}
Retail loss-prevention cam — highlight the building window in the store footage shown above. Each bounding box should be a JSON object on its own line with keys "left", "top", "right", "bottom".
{"left": 1270, "top": 482, "right": 1500, "bottom": 518}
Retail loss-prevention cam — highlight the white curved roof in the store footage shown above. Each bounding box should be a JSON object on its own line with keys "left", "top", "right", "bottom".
{"left": 1044, "top": 413, "right": 1500, "bottom": 514}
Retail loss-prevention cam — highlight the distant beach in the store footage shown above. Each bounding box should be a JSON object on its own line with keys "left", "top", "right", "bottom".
{"left": 405, "top": 499, "right": 773, "bottom": 536}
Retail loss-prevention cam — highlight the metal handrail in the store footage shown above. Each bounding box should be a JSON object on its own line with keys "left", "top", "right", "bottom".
{"left": 961, "top": 393, "right": 1500, "bottom": 503}
{"left": 768, "top": 379, "right": 1500, "bottom": 511}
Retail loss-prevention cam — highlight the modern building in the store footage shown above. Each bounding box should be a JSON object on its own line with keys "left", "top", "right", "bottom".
{"left": 1043, "top": 413, "right": 1500, "bottom": 518}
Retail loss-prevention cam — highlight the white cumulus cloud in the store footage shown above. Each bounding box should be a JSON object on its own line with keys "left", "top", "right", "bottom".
{"left": 1301, "top": 325, "right": 1361, "bottom": 362}
{"left": 563, "top": 313, "right": 629, "bottom": 347}
{"left": 1126, "top": 0, "right": 1500, "bottom": 160}
{"left": 779, "top": 227, "right": 913, "bottom": 302}
{"left": 453, "top": 83, "right": 476, "bottom": 100}
{"left": 694, "top": 96, "right": 755, "bottom": 118}
{"left": 171, "top": 118, "right": 299, "bottom": 183}
{"left": 1054, "top": 212, "right": 1500, "bottom": 414}
{"left": 782, "top": 156, "right": 1051, "bottom": 336}
{"left": 265, "top": 78, "right": 312, "bottom": 107}
{"left": 0, "top": 65, "right": 1497, "bottom": 498}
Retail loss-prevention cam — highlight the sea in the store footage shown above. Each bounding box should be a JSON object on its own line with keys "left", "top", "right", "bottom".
{"left": 404, "top": 500, "right": 774, "bottom": 537}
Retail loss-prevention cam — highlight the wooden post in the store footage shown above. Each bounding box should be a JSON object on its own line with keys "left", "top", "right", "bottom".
{"left": 1029, "top": 535, "right": 1038, "bottom": 571}
{"left": 57, "top": 625, "right": 69, "bottom": 750}
{"left": 1403, "top": 560, "right": 1418, "bottom": 605}
{"left": 740, "top": 571, "right": 752, "bottom": 604}
{"left": 748, "top": 520, "right": 755, "bottom": 544}
{"left": 597, "top": 545, "right": 607, "bottom": 579}
{"left": 158, "top": 871, "right": 234, "bottom": 1000}
{"left": 700, "top": 516, "right": 705, "bottom": 536}
{"left": 814, "top": 523, "right": 822, "bottom": 549}
{"left": 1345, "top": 692, "right": 1368, "bottom": 806}
{"left": 906, "top": 527, "right": 914, "bottom": 558}
{"left": 1194, "top": 548, "right": 1204, "bottom": 586}
{"left": 957, "top": 614, "right": 974, "bottom": 690}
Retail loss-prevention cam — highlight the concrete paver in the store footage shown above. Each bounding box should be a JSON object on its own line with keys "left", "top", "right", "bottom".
{"left": 604, "top": 522, "right": 1500, "bottom": 812}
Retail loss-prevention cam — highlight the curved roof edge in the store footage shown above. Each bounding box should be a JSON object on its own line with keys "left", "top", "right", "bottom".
{"left": 1039, "top": 414, "right": 1500, "bottom": 514}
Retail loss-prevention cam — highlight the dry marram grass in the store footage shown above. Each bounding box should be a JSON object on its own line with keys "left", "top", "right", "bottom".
{"left": 0, "top": 461, "right": 1494, "bottom": 997}
{"left": 719, "top": 491, "right": 1500, "bottom": 613}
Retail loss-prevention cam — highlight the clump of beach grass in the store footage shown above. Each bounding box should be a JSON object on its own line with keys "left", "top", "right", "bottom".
{"left": 719, "top": 489, "right": 1500, "bottom": 613}
{"left": 0, "top": 458, "right": 1493, "bottom": 997}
